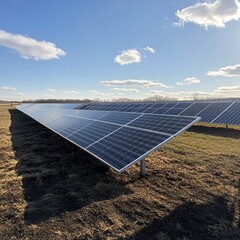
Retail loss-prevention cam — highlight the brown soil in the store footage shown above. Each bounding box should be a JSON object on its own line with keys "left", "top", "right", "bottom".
{"left": 0, "top": 104, "right": 239, "bottom": 240}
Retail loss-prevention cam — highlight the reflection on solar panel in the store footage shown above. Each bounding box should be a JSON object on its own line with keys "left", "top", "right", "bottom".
{"left": 17, "top": 103, "right": 200, "bottom": 173}
{"left": 77, "top": 100, "right": 240, "bottom": 126}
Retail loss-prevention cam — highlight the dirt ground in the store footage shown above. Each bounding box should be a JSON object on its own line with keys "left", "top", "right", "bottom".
{"left": 0, "top": 104, "right": 239, "bottom": 240}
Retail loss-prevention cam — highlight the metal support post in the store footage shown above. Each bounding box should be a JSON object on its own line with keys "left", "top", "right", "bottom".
{"left": 226, "top": 124, "right": 228, "bottom": 129}
{"left": 140, "top": 159, "right": 145, "bottom": 176}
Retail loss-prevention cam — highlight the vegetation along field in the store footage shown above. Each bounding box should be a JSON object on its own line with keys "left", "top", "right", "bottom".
{"left": 0, "top": 104, "right": 239, "bottom": 240}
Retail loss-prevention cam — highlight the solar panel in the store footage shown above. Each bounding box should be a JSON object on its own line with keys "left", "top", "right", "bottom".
{"left": 128, "top": 114, "right": 197, "bottom": 135}
{"left": 68, "top": 121, "right": 120, "bottom": 148}
{"left": 99, "top": 112, "right": 141, "bottom": 125}
{"left": 87, "top": 127, "right": 170, "bottom": 171}
{"left": 17, "top": 103, "right": 200, "bottom": 173}
{"left": 76, "top": 100, "right": 240, "bottom": 126}
{"left": 213, "top": 102, "right": 240, "bottom": 125}
{"left": 197, "top": 102, "right": 232, "bottom": 122}
{"left": 143, "top": 103, "right": 167, "bottom": 113}
{"left": 164, "top": 108, "right": 185, "bottom": 115}
{"left": 180, "top": 102, "right": 211, "bottom": 116}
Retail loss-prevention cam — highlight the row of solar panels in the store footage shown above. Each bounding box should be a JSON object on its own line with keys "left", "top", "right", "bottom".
{"left": 17, "top": 104, "right": 199, "bottom": 172}
{"left": 77, "top": 100, "right": 240, "bottom": 125}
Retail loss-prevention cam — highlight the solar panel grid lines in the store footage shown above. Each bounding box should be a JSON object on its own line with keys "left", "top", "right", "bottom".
{"left": 84, "top": 113, "right": 145, "bottom": 149}
{"left": 87, "top": 115, "right": 201, "bottom": 172}
{"left": 55, "top": 117, "right": 94, "bottom": 137}
{"left": 174, "top": 102, "right": 193, "bottom": 108}
{"left": 119, "top": 116, "right": 201, "bottom": 172}
{"left": 65, "top": 109, "right": 111, "bottom": 120}
{"left": 197, "top": 102, "right": 233, "bottom": 122}
{"left": 20, "top": 100, "right": 240, "bottom": 126}
{"left": 98, "top": 111, "right": 141, "bottom": 125}
{"left": 62, "top": 117, "right": 111, "bottom": 138}
{"left": 194, "top": 101, "right": 215, "bottom": 116}
{"left": 17, "top": 107, "right": 123, "bottom": 171}
{"left": 131, "top": 103, "right": 154, "bottom": 113}
{"left": 127, "top": 114, "right": 199, "bottom": 135}
{"left": 87, "top": 127, "right": 170, "bottom": 171}
{"left": 17, "top": 100, "right": 240, "bottom": 173}
{"left": 213, "top": 102, "right": 240, "bottom": 125}
{"left": 164, "top": 108, "right": 185, "bottom": 115}
{"left": 143, "top": 102, "right": 168, "bottom": 113}
{"left": 61, "top": 112, "right": 139, "bottom": 129}
{"left": 67, "top": 121, "right": 121, "bottom": 148}
{"left": 175, "top": 102, "right": 195, "bottom": 113}
{"left": 210, "top": 101, "right": 236, "bottom": 123}
{"left": 179, "top": 102, "right": 212, "bottom": 116}
{"left": 17, "top": 103, "right": 200, "bottom": 173}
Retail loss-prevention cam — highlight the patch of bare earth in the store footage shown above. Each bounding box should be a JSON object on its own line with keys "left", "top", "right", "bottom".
{"left": 0, "top": 105, "right": 239, "bottom": 240}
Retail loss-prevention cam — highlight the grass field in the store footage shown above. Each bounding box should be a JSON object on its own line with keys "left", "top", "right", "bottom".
{"left": 0, "top": 104, "right": 239, "bottom": 240}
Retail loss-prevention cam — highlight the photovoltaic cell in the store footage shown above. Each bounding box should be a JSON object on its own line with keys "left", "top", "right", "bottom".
{"left": 180, "top": 102, "right": 211, "bottom": 116}
{"left": 68, "top": 121, "right": 120, "bottom": 148}
{"left": 99, "top": 112, "right": 141, "bottom": 125}
{"left": 65, "top": 109, "right": 109, "bottom": 120}
{"left": 143, "top": 103, "right": 167, "bottom": 113}
{"left": 197, "top": 102, "right": 232, "bottom": 122}
{"left": 128, "top": 114, "right": 198, "bottom": 135}
{"left": 164, "top": 108, "right": 184, "bottom": 115}
{"left": 75, "top": 100, "right": 240, "bottom": 126}
{"left": 174, "top": 102, "right": 193, "bottom": 108}
{"left": 213, "top": 102, "right": 240, "bottom": 125}
{"left": 87, "top": 127, "right": 170, "bottom": 171}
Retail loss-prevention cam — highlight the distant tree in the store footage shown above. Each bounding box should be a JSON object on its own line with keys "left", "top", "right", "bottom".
{"left": 144, "top": 95, "right": 177, "bottom": 102}
{"left": 192, "top": 92, "right": 200, "bottom": 101}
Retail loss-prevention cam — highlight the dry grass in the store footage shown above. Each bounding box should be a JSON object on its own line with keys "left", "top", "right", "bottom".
{"left": 0, "top": 104, "right": 239, "bottom": 240}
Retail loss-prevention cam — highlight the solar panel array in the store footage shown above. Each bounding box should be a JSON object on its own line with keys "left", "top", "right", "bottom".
{"left": 77, "top": 100, "right": 240, "bottom": 125}
{"left": 17, "top": 103, "right": 200, "bottom": 172}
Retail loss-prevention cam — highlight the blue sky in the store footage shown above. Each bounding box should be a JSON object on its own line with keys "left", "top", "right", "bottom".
{"left": 0, "top": 0, "right": 240, "bottom": 101}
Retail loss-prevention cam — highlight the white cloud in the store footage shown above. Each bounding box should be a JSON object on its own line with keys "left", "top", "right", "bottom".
{"left": 0, "top": 29, "right": 66, "bottom": 60}
{"left": 48, "top": 88, "right": 57, "bottom": 92}
{"left": 148, "top": 90, "right": 166, "bottom": 95}
{"left": 147, "top": 90, "right": 210, "bottom": 100}
{"left": 175, "top": 0, "right": 240, "bottom": 28}
{"left": 61, "top": 90, "right": 80, "bottom": 94}
{"left": 144, "top": 46, "right": 156, "bottom": 53}
{"left": 177, "top": 77, "right": 201, "bottom": 86}
{"left": 207, "top": 64, "right": 240, "bottom": 76}
{"left": 0, "top": 86, "right": 16, "bottom": 91}
{"left": 111, "top": 88, "right": 139, "bottom": 93}
{"left": 101, "top": 79, "right": 171, "bottom": 88}
{"left": 12, "top": 92, "right": 25, "bottom": 96}
{"left": 61, "top": 91, "right": 71, "bottom": 94}
{"left": 214, "top": 85, "right": 240, "bottom": 93}
{"left": 147, "top": 85, "right": 240, "bottom": 100}
{"left": 114, "top": 49, "right": 141, "bottom": 65}
{"left": 88, "top": 90, "right": 109, "bottom": 96}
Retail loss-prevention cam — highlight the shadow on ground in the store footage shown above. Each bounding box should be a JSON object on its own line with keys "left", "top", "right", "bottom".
{"left": 125, "top": 196, "right": 240, "bottom": 240}
{"left": 188, "top": 125, "right": 240, "bottom": 139}
{"left": 9, "top": 109, "right": 132, "bottom": 224}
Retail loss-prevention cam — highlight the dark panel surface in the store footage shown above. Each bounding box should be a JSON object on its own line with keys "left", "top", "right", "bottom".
{"left": 87, "top": 127, "right": 169, "bottom": 171}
